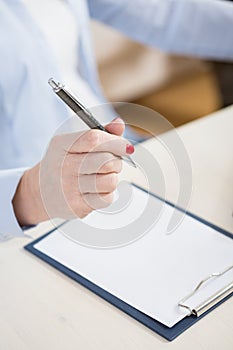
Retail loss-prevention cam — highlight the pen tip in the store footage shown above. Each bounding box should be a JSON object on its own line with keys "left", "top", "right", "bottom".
{"left": 125, "top": 156, "right": 137, "bottom": 168}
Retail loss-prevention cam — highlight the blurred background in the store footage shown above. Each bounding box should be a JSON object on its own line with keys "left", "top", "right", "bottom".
{"left": 91, "top": 21, "right": 233, "bottom": 136}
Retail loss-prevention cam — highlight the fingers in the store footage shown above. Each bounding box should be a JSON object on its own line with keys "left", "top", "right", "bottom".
{"left": 105, "top": 117, "right": 125, "bottom": 136}
{"left": 48, "top": 117, "right": 130, "bottom": 220}
{"left": 78, "top": 173, "right": 118, "bottom": 193}
{"left": 64, "top": 187, "right": 115, "bottom": 219}
{"left": 60, "top": 129, "right": 134, "bottom": 156}
{"left": 82, "top": 193, "right": 114, "bottom": 210}
{"left": 63, "top": 152, "right": 122, "bottom": 175}
{"left": 70, "top": 129, "right": 132, "bottom": 156}
{"left": 52, "top": 116, "right": 133, "bottom": 157}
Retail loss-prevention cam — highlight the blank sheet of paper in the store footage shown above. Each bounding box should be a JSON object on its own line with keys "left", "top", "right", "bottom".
{"left": 34, "top": 185, "right": 233, "bottom": 327}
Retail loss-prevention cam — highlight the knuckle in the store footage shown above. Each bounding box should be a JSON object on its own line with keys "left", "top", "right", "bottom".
{"left": 77, "top": 154, "right": 88, "bottom": 174}
{"left": 78, "top": 211, "right": 88, "bottom": 219}
{"left": 115, "top": 159, "right": 122, "bottom": 173}
{"left": 105, "top": 192, "right": 114, "bottom": 205}
{"left": 77, "top": 178, "right": 85, "bottom": 193}
{"left": 96, "top": 193, "right": 114, "bottom": 209}
{"left": 107, "top": 173, "right": 118, "bottom": 192}
{"left": 78, "top": 211, "right": 87, "bottom": 219}
{"left": 102, "top": 159, "right": 122, "bottom": 173}
{"left": 86, "top": 130, "right": 100, "bottom": 149}
{"left": 102, "top": 160, "right": 115, "bottom": 173}
{"left": 78, "top": 206, "right": 92, "bottom": 219}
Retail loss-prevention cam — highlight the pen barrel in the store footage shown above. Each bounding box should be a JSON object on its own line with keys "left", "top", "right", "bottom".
{"left": 49, "top": 80, "right": 136, "bottom": 168}
{"left": 56, "top": 89, "right": 106, "bottom": 131}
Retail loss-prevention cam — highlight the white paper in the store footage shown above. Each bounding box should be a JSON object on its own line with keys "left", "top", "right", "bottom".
{"left": 34, "top": 185, "right": 233, "bottom": 327}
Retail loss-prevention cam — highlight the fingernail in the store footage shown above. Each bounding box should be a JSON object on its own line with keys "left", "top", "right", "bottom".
{"left": 126, "top": 144, "right": 134, "bottom": 154}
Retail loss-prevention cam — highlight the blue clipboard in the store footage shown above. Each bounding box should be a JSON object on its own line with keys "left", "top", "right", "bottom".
{"left": 24, "top": 184, "right": 233, "bottom": 341}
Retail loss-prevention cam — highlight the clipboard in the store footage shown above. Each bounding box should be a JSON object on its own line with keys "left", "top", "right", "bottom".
{"left": 24, "top": 184, "right": 233, "bottom": 341}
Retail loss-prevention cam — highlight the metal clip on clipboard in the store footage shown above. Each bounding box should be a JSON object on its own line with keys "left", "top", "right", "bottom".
{"left": 178, "top": 264, "right": 233, "bottom": 317}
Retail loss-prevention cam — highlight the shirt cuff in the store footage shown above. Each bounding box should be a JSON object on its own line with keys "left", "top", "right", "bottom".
{"left": 0, "top": 168, "right": 28, "bottom": 241}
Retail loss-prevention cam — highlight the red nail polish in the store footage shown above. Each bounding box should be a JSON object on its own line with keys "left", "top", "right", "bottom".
{"left": 126, "top": 144, "right": 134, "bottom": 154}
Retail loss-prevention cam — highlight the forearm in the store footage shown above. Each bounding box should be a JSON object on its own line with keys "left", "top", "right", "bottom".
{"left": 88, "top": 0, "right": 233, "bottom": 61}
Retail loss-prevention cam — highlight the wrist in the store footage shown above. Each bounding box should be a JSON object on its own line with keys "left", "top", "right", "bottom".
{"left": 12, "top": 163, "right": 48, "bottom": 226}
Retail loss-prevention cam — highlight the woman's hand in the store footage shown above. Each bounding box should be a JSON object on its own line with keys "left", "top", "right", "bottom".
{"left": 12, "top": 118, "right": 134, "bottom": 226}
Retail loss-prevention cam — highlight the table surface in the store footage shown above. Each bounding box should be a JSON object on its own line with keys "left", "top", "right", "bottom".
{"left": 1, "top": 106, "right": 233, "bottom": 350}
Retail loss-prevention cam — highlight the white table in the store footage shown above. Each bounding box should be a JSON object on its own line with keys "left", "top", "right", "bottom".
{"left": 1, "top": 106, "right": 233, "bottom": 350}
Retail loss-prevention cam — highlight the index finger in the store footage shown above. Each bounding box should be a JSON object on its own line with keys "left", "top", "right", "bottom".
{"left": 68, "top": 129, "right": 134, "bottom": 157}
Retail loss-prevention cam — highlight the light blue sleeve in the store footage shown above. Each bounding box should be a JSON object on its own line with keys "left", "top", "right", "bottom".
{"left": 87, "top": 0, "right": 233, "bottom": 61}
{"left": 0, "top": 168, "right": 27, "bottom": 240}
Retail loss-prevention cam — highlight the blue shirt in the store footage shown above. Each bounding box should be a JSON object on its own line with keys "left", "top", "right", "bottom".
{"left": 0, "top": 0, "right": 233, "bottom": 239}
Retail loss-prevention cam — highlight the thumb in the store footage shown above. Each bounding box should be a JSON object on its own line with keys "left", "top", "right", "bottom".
{"left": 105, "top": 117, "right": 125, "bottom": 136}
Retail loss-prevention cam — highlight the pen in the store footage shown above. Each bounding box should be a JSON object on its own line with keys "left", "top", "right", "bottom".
{"left": 48, "top": 78, "right": 136, "bottom": 168}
